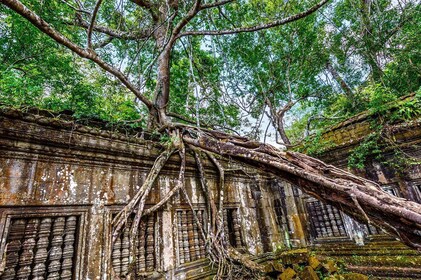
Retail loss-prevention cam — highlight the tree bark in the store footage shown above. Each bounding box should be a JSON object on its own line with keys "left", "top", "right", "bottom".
{"left": 326, "top": 61, "right": 353, "bottom": 98}
{"left": 183, "top": 131, "right": 421, "bottom": 250}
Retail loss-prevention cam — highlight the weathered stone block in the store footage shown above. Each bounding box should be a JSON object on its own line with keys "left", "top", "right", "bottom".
{"left": 278, "top": 267, "right": 296, "bottom": 280}
{"left": 322, "top": 260, "right": 337, "bottom": 274}
{"left": 272, "top": 261, "right": 285, "bottom": 272}
{"left": 309, "top": 256, "right": 322, "bottom": 270}
{"left": 298, "top": 266, "right": 319, "bottom": 280}
{"left": 263, "top": 261, "right": 276, "bottom": 273}
{"left": 341, "top": 273, "right": 369, "bottom": 280}
{"left": 279, "top": 249, "right": 309, "bottom": 265}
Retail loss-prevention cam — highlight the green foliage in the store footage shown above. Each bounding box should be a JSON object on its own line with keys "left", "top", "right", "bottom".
{"left": 296, "top": 131, "right": 337, "bottom": 157}
{"left": 0, "top": 3, "right": 144, "bottom": 126}
{"left": 0, "top": 0, "right": 419, "bottom": 141}
{"left": 348, "top": 133, "right": 382, "bottom": 169}
{"left": 347, "top": 92, "right": 420, "bottom": 169}
{"left": 362, "top": 84, "right": 398, "bottom": 113}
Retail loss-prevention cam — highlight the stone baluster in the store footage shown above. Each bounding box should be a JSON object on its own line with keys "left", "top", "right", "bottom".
{"left": 182, "top": 211, "right": 190, "bottom": 263}
{"left": 177, "top": 211, "right": 185, "bottom": 264}
{"left": 223, "top": 209, "right": 229, "bottom": 245}
{"left": 2, "top": 219, "right": 26, "bottom": 280}
{"left": 232, "top": 209, "right": 242, "bottom": 247}
{"left": 137, "top": 219, "right": 146, "bottom": 271}
{"left": 112, "top": 234, "right": 122, "bottom": 276}
{"left": 61, "top": 216, "right": 77, "bottom": 280}
{"left": 120, "top": 218, "right": 131, "bottom": 275}
{"left": 321, "top": 204, "right": 332, "bottom": 236}
{"left": 187, "top": 211, "right": 195, "bottom": 261}
{"left": 145, "top": 215, "right": 155, "bottom": 272}
{"left": 315, "top": 204, "right": 326, "bottom": 237}
{"left": 17, "top": 218, "right": 39, "bottom": 279}
{"left": 47, "top": 217, "right": 65, "bottom": 280}
{"left": 197, "top": 211, "right": 206, "bottom": 258}
{"left": 333, "top": 208, "right": 346, "bottom": 235}
{"left": 328, "top": 205, "right": 340, "bottom": 236}
{"left": 33, "top": 218, "right": 52, "bottom": 280}
{"left": 193, "top": 211, "right": 200, "bottom": 260}
{"left": 308, "top": 202, "right": 321, "bottom": 238}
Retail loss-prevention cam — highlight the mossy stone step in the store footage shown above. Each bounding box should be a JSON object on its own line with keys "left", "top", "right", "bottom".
{"left": 336, "top": 255, "right": 421, "bottom": 266}
{"left": 346, "top": 265, "right": 421, "bottom": 279}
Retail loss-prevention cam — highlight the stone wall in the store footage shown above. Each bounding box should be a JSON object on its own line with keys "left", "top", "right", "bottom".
{"left": 0, "top": 108, "right": 303, "bottom": 279}
{"left": 2, "top": 106, "right": 419, "bottom": 279}
{"left": 297, "top": 107, "right": 421, "bottom": 245}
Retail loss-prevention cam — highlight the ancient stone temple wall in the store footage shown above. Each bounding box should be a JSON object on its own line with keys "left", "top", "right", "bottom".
{"left": 0, "top": 108, "right": 300, "bottom": 279}
{"left": 297, "top": 111, "right": 421, "bottom": 245}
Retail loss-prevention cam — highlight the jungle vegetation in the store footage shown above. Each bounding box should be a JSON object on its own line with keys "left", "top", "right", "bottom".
{"left": 1, "top": 0, "right": 420, "bottom": 277}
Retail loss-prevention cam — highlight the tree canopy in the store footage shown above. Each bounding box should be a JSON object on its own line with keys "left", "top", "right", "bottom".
{"left": 1, "top": 0, "right": 419, "bottom": 139}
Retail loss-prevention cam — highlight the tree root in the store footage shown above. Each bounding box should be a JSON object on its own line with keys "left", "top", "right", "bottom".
{"left": 111, "top": 147, "right": 176, "bottom": 244}
{"left": 191, "top": 147, "right": 267, "bottom": 279}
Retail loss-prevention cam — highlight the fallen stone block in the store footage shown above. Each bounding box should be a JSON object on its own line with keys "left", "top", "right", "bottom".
{"left": 322, "top": 260, "right": 338, "bottom": 274}
{"left": 309, "top": 256, "right": 322, "bottom": 270}
{"left": 278, "top": 267, "right": 297, "bottom": 280}
{"left": 298, "top": 266, "right": 319, "bottom": 280}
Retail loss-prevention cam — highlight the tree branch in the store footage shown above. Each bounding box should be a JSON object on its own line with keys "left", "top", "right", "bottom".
{"left": 70, "top": 18, "right": 152, "bottom": 40}
{"left": 87, "top": 0, "right": 103, "bottom": 49}
{"left": 178, "top": 0, "right": 330, "bottom": 38}
{"left": 167, "top": 0, "right": 202, "bottom": 47}
{"left": 200, "top": 0, "right": 233, "bottom": 10}
{"left": 2, "top": 0, "right": 153, "bottom": 109}
{"left": 131, "top": 0, "right": 159, "bottom": 22}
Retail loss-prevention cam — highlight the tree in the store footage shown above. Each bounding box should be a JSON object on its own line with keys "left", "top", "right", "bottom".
{"left": 1, "top": 0, "right": 421, "bottom": 277}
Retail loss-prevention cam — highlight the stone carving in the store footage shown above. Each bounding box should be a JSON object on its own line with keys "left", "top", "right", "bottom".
{"left": 121, "top": 219, "right": 131, "bottom": 275}
{"left": 232, "top": 209, "right": 242, "bottom": 247}
{"left": 137, "top": 219, "right": 146, "bottom": 271}
{"left": 33, "top": 218, "right": 52, "bottom": 279}
{"left": 306, "top": 201, "right": 347, "bottom": 239}
{"left": 1, "top": 216, "right": 78, "bottom": 280}
{"left": 112, "top": 233, "right": 122, "bottom": 275}
{"left": 145, "top": 215, "right": 155, "bottom": 272}
{"left": 111, "top": 213, "right": 156, "bottom": 276}
{"left": 61, "top": 216, "right": 77, "bottom": 280}
{"left": 17, "top": 219, "right": 39, "bottom": 279}
{"left": 182, "top": 211, "right": 190, "bottom": 263}
{"left": 197, "top": 210, "right": 206, "bottom": 257}
{"left": 186, "top": 211, "right": 195, "bottom": 261}
{"left": 192, "top": 211, "right": 200, "bottom": 260}
{"left": 177, "top": 211, "right": 185, "bottom": 264}
{"left": 2, "top": 219, "right": 25, "bottom": 280}
{"left": 223, "top": 208, "right": 243, "bottom": 248}
{"left": 47, "top": 217, "right": 65, "bottom": 280}
{"left": 176, "top": 209, "right": 207, "bottom": 264}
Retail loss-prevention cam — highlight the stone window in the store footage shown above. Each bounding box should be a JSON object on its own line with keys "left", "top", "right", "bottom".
{"left": 223, "top": 208, "right": 243, "bottom": 248}
{"left": 273, "top": 186, "right": 291, "bottom": 234}
{"left": 381, "top": 185, "right": 399, "bottom": 196}
{"left": 273, "top": 198, "right": 285, "bottom": 228}
{"left": 412, "top": 183, "right": 421, "bottom": 203}
{"left": 306, "top": 200, "right": 347, "bottom": 239}
{"left": 176, "top": 209, "right": 206, "bottom": 265}
{"left": 111, "top": 213, "right": 157, "bottom": 276}
{"left": 364, "top": 223, "right": 383, "bottom": 235}
{"left": 1, "top": 215, "right": 79, "bottom": 280}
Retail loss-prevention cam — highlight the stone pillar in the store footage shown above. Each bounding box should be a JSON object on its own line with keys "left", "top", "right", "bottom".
{"left": 160, "top": 177, "right": 175, "bottom": 272}
{"left": 284, "top": 183, "right": 306, "bottom": 247}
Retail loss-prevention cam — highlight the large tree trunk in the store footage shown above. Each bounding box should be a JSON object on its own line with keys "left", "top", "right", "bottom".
{"left": 183, "top": 130, "right": 421, "bottom": 250}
